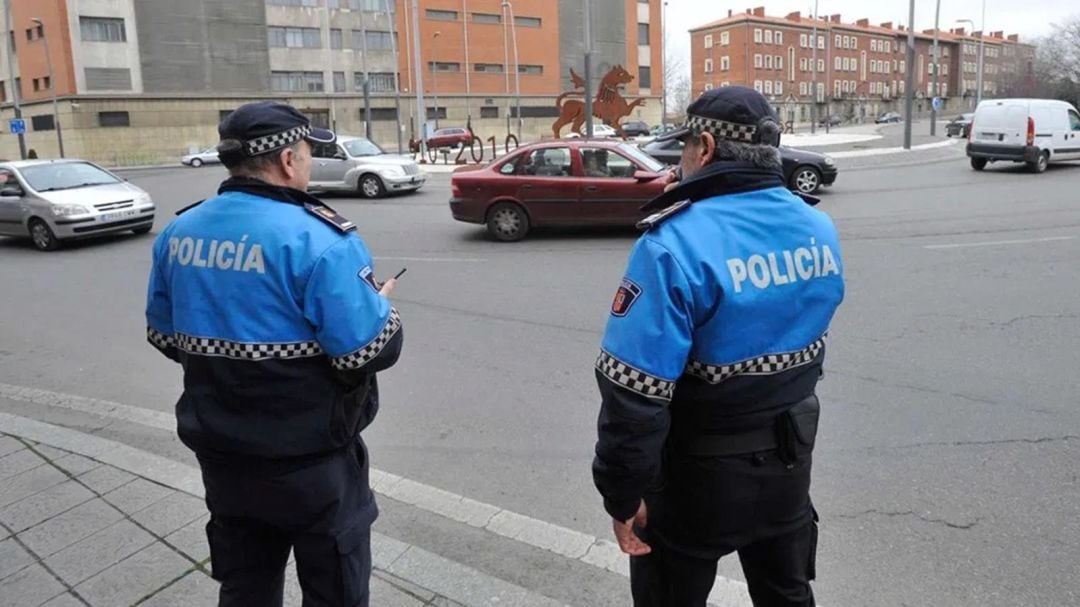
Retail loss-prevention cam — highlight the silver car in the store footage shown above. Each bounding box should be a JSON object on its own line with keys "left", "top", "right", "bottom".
{"left": 0, "top": 159, "right": 156, "bottom": 251}
{"left": 308, "top": 136, "right": 425, "bottom": 198}
{"left": 181, "top": 146, "right": 221, "bottom": 168}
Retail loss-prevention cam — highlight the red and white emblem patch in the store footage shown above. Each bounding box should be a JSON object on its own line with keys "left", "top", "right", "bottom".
{"left": 611, "top": 279, "right": 642, "bottom": 317}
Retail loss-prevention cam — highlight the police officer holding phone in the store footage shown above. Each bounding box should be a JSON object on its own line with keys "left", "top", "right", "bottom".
{"left": 146, "top": 101, "right": 402, "bottom": 606}
{"left": 593, "top": 86, "right": 845, "bottom": 606}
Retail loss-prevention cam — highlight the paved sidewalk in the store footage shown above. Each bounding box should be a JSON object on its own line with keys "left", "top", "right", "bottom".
{"left": 0, "top": 432, "right": 472, "bottom": 607}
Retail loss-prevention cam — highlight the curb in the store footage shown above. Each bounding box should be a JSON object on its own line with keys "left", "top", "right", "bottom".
{"left": 829, "top": 138, "right": 961, "bottom": 159}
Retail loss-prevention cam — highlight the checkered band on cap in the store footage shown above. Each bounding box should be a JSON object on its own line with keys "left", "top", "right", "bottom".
{"left": 244, "top": 125, "right": 312, "bottom": 157}
{"left": 330, "top": 309, "right": 402, "bottom": 371}
{"left": 175, "top": 333, "right": 324, "bottom": 361}
{"left": 147, "top": 327, "right": 176, "bottom": 351}
{"left": 686, "top": 337, "right": 825, "bottom": 384}
{"left": 596, "top": 351, "right": 675, "bottom": 401}
{"left": 685, "top": 114, "right": 757, "bottom": 143}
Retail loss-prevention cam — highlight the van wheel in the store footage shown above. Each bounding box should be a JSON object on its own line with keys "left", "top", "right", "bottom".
{"left": 486, "top": 202, "right": 530, "bottom": 242}
{"left": 1028, "top": 151, "right": 1049, "bottom": 174}
{"left": 970, "top": 158, "right": 987, "bottom": 171}
{"left": 28, "top": 218, "right": 61, "bottom": 251}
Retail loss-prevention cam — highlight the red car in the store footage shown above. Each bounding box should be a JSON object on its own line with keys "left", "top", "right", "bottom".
{"left": 427, "top": 127, "right": 474, "bottom": 149}
{"left": 450, "top": 140, "right": 669, "bottom": 241}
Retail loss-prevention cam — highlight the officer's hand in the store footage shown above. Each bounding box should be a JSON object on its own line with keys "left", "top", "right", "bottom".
{"left": 612, "top": 500, "right": 651, "bottom": 556}
{"left": 378, "top": 278, "right": 397, "bottom": 298}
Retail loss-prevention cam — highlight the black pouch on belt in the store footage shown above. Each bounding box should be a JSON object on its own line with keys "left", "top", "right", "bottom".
{"left": 775, "top": 395, "right": 820, "bottom": 465}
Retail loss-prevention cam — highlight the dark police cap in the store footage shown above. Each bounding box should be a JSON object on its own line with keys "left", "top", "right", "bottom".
{"left": 218, "top": 101, "right": 336, "bottom": 158}
{"left": 657, "top": 85, "right": 780, "bottom": 146}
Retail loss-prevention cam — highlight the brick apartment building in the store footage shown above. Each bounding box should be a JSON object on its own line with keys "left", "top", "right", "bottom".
{"left": 0, "top": 0, "right": 663, "bottom": 165}
{"left": 690, "top": 7, "right": 1036, "bottom": 127}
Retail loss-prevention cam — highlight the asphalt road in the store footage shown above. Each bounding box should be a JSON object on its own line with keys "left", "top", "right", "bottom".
{"left": 2, "top": 151, "right": 1079, "bottom": 606}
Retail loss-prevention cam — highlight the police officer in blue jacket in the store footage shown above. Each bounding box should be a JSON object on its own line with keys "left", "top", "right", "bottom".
{"left": 145, "top": 101, "right": 402, "bottom": 607}
{"left": 593, "top": 86, "right": 844, "bottom": 606}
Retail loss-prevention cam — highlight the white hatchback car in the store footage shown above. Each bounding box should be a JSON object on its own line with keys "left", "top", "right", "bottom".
{"left": 0, "top": 159, "right": 156, "bottom": 251}
{"left": 307, "top": 136, "right": 426, "bottom": 198}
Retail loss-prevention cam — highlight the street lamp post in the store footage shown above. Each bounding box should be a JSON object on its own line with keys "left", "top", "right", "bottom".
{"left": 810, "top": 0, "right": 819, "bottom": 135}
{"left": 409, "top": 0, "right": 427, "bottom": 160}
{"left": 384, "top": 0, "right": 403, "bottom": 153}
{"left": 3, "top": 0, "right": 27, "bottom": 159}
{"left": 431, "top": 31, "right": 441, "bottom": 131}
{"left": 358, "top": 10, "right": 372, "bottom": 139}
{"left": 903, "top": 0, "right": 916, "bottom": 150}
{"left": 31, "top": 17, "right": 63, "bottom": 158}
{"left": 662, "top": 1, "right": 668, "bottom": 126}
{"left": 957, "top": 15, "right": 985, "bottom": 107}
{"left": 502, "top": 4, "right": 511, "bottom": 133}
{"left": 584, "top": 0, "right": 594, "bottom": 138}
{"left": 502, "top": 1, "right": 521, "bottom": 140}
{"left": 931, "top": 0, "right": 941, "bottom": 136}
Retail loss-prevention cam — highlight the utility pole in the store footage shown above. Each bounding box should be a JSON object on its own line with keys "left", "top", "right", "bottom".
{"left": 584, "top": 0, "right": 594, "bottom": 137}
{"left": 502, "top": 4, "right": 511, "bottom": 133}
{"left": 903, "top": 0, "right": 916, "bottom": 149}
{"left": 462, "top": 0, "right": 471, "bottom": 126}
{"left": 930, "top": 0, "right": 941, "bottom": 136}
{"left": 975, "top": 0, "right": 986, "bottom": 105}
{"left": 359, "top": 7, "right": 372, "bottom": 139}
{"left": 3, "top": 0, "right": 27, "bottom": 159}
{"left": 31, "top": 18, "right": 63, "bottom": 157}
{"left": 410, "top": 0, "right": 427, "bottom": 160}
{"left": 810, "top": 0, "right": 818, "bottom": 134}
{"left": 661, "top": 1, "right": 668, "bottom": 126}
{"left": 503, "top": 1, "right": 521, "bottom": 140}
{"left": 385, "top": 0, "right": 403, "bottom": 153}
{"left": 432, "top": 31, "right": 441, "bottom": 130}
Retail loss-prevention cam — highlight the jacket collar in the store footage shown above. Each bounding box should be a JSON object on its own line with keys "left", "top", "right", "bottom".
{"left": 640, "top": 161, "right": 787, "bottom": 213}
{"left": 218, "top": 176, "right": 325, "bottom": 207}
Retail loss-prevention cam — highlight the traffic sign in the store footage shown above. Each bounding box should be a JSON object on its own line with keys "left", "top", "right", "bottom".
{"left": 8, "top": 118, "right": 25, "bottom": 135}
{"left": 932, "top": 97, "right": 943, "bottom": 111}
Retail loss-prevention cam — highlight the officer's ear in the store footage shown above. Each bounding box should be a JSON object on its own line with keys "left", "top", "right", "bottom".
{"left": 278, "top": 142, "right": 306, "bottom": 181}
{"left": 693, "top": 132, "right": 716, "bottom": 168}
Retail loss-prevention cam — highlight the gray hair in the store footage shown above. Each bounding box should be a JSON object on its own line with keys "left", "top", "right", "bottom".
{"left": 712, "top": 139, "right": 782, "bottom": 170}
{"left": 219, "top": 140, "right": 302, "bottom": 178}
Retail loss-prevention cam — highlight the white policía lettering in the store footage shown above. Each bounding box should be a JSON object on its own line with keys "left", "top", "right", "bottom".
{"left": 167, "top": 235, "right": 266, "bottom": 274}
{"left": 726, "top": 238, "right": 841, "bottom": 293}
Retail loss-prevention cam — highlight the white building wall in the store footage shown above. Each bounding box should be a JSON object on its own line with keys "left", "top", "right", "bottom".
{"left": 69, "top": 0, "right": 144, "bottom": 93}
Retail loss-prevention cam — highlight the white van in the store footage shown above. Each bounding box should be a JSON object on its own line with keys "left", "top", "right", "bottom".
{"left": 966, "top": 98, "right": 1080, "bottom": 173}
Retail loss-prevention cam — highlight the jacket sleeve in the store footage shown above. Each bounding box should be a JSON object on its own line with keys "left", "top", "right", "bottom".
{"left": 145, "top": 233, "right": 179, "bottom": 363}
{"left": 593, "top": 237, "right": 694, "bottom": 522}
{"left": 304, "top": 236, "right": 403, "bottom": 383}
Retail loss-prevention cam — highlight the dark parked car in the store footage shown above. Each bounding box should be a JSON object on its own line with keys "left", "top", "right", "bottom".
{"left": 621, "top": 121, "right": 651, "bottom": 137}
{"left": 818, "top": 114, "right": 842, "bottom": 127}
{"left": 945, "top": 113, "right": 974, "bottom": 138}
{"left": 641, "top": 139, "right": 838, "bottom": 195}
{"left": 875, "top": 112, "right": 903, "bottom": 124}
{"left": 449, "top": 140, "right": 669, "bottom": 241}
{"left": 427, "top": 127, "right": 473, "bottom": 149}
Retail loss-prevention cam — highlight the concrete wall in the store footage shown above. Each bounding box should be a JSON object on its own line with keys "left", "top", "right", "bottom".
{"left": 559, "top": 0, "right": 627, "bottom": 92}
{"left": 69, "top": 0, "right": 145, "bottom": 94}
{"left": 133, "top": 0, "right": 269, "bottom": 93}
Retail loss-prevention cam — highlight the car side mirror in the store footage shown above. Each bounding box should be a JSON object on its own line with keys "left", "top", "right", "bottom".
{"left": 634, "top": 170, "right": 658, "bottom": 182}
{"left": 334, "top": 151, "right": 348, "bottom": 160}
{"left": 0, "top": 186, "right": 23, "bottom": 198}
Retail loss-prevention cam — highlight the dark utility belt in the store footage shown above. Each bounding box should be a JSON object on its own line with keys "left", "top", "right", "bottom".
{"left": 685, "top": 396, "right": 820, "bottom": 461}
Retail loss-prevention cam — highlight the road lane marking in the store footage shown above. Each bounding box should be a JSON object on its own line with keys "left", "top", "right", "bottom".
{"left": 0, "top": 383, "right": 753, "bottom": 606}
{"left": 923, "top": 236, "right": 1075, "bottom": 250}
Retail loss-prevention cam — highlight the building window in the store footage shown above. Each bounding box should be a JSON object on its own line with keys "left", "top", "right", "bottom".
{"left": 426, "top": 9, "right": 457, "bottom": 21}
{"left": 270, "top": 71, "right": 325, "bottom": 92}
{"left": 817, "top": 59, "right": 824, "bottom": 72}
{"left": 32, "top": 78, "right": 39, "bottom": 92}
{"left": 515, "top": 16, "right": 541, "bottom": 27}
{"left": 480, "top": 106, "right": 499, "bottom": 118}
{"left": 776, "top": 55, "right": 783, "bottom": 70}
{"left": 268, "top": 27, "right": 321, "bottom": 49}
{"left": 330, "top": 29, "right": 343, "bottom": 49}
{"left": 638, "top": 23, "right": 649, "bottom": 41}
{"left": 885, "top": 41, "right": 891, "bottom": 53}
{"left": 429, "top": 62, "right": 461, "bottom": 72}
{"left": 638, "top": 66, "right": 651, "bottom": 88}
{"left": 765, "top": 55, "right": 773, "bottom": 69}
{"left": 519, "top": 64, "right": 543, "bottom": 75}
{"left": 754, "top": 28, "right": 762, "bottom": 43}
{"left": 704, "top": 34, "right": 713, "bottom": 48}
{"left": 754, "top": 54, "right": 762, "bottom": 68}
{"left": 775, "top": 81, "right": 783, "bottom": 95}
{"left": 753, "top": 80, "right": 762, "bottom": 93}
{"left": 721, "top": 31, "right": 730, "bottom": 46}
{"left": 368, "top": 72, "right": 398, "bottom": 91}
{"left": 800, "top": 57, "right": 808, "bottom": 71}
{"left": 764, "top": 80, "right": 773, "bottom": 94}
{"left": 475, "top": 63, "right": 504, "bottom": 73}
{"left": 80, "top": 17, "right": 126, "bottom": 42}
{"left": 765, "top": 30, "right": 773, "bottom": 44}
{"left": 704, "top": 58, "right": 714, "bottom": 73}
{"left": 368, "top": 107, "right": 398, "bottom": 121}
{"left": 267, "top": 0, "right": 318, "bottom": 5}
{"left": 835, "top": 34, "right": 841, "bottom": 47}
{"left": 362, "top": 30, "right": 396, "bottom": 50}
{"left": 776, "top": 31, "right": 783, "bottom": 45}
{"left": 349, "top": 0, "right": 390, "bottom": 9}
{"left": 799, "top": 81, "right": 807, "bottom": 95}
{"left": 31, "top": 114, "right": 54, "bottom": 131}
{"left": 98, "top": 111, "right": 130, "bottom": 127}
{"left": 473, "top": 12, "right": 501, "bottom": 24}
{"left": 704, "top": 83, "right": 714, "bottom": 91}
{"left": 333, "top": 71, "right": 346, "bottom": 92}
{"left": 84, "top": 67, "right": 132, "bottom": 90}
{"left": 800, "top": 33, "right": 808, "bottom": 48}
{"left": 327, "top": 0, "right": 340, "bottom": 8}
{"left": 835, "top": 56, "right": 842, "bottom": 70}
{"left": 721, "top": 56, "right": 730, "bottom": 71}
{"left": 818, "top": 36, "right": 825, "bottom": 50}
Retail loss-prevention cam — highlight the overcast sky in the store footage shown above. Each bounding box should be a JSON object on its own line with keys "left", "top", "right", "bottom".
{"left": 664, "top": 0, "right": 1076, "bottom": 75}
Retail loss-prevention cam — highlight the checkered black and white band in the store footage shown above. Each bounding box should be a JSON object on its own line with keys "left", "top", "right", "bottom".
{"left": 147, "top": 327, "right": 175, "bottom": 351}
{"left": 686, "top": 337, "right": 825, "bottom": 384}
{"left": 686, "top": 114, "right": 757, "bottom": 143}
{"left": 330, "top": 309, "right": 402, "bottom": 371}
{"left": 244, "top": 125, "right": 312, "bottom": 157}
{"left": 175, "top": 333, "right": 324, "bottom": 361}
{"left": 596, "top": 351, "right": 675, "bottom": 401}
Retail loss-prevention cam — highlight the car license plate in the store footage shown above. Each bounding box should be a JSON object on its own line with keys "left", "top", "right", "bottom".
{"left": 100, "top": 209, "right": 138, "bottom": 222}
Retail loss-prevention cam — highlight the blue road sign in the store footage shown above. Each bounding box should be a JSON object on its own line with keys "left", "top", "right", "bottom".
{"left": 932, "top": 97, "right": 943, "bottom": 111}
{"left": 8, "top": 118, "right": 26, "bottom": 135}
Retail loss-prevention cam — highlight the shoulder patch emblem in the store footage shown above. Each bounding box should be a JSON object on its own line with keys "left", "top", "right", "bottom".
{"left": 636, "top": 199, "right": 693, "bottom": 231}
{"left": 611, "top": 278, "right": 643, "bottom": 317}
{"left": 304, "top": 202, "right": 356, "bottom": 233}
{"left": 357, "top": 266, "right": 380, "bottom": 291}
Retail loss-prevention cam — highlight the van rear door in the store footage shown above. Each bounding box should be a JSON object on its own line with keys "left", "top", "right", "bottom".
{"left": 974, "top": 101, "right": 1027, "bottom": 148}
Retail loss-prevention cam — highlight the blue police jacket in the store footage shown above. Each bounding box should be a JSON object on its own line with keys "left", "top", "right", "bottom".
{"left": 146, "top": 178, "right": 403, "bottom": 460}
{"left": 592, "top": 161, "right": 845, "bottom": 522}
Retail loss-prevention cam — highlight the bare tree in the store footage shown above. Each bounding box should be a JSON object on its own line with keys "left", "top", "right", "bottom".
{"left": 1026, "top": 15, "right": 1080, "bottom": 104}
{"left": 663, "top": 46, "right": 690, "bottom": 123}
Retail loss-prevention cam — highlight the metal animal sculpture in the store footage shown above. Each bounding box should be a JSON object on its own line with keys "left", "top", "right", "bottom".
{"left": 552, "top": 66, "right": 646, "bottom": 139}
